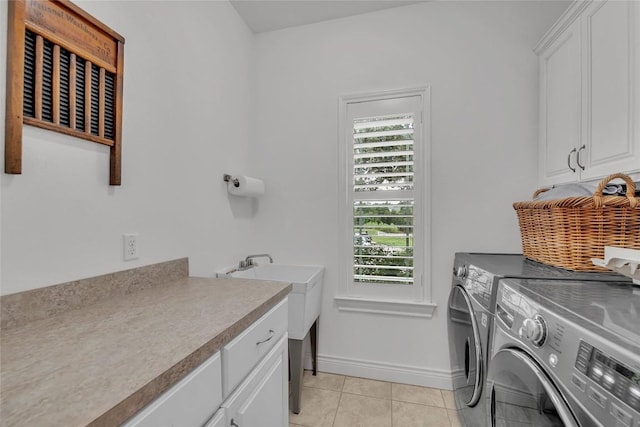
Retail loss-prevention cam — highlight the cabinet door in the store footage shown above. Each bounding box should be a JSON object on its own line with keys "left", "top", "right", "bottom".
{"left": 539, "top": 19, "right": 582, "bottom": 186}
{"left": 223, "top": 334, "right": 288, "bottom": 427}
{"left": 581, "top": 0, "right": 640, "bottom": 180}
{"left": 123, "top": 352, "right": 222, "bottom": 427}
{"left": 204, "top": 408, "right": 226, "bottom": 427}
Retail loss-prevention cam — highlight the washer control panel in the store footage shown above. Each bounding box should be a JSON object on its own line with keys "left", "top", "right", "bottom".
{"left": 496, "top": 279, "right": 640, "bottom": 427}
{"left": 518, "top": 315, "right": 547, "bottom": 347}
{"left": 575, "top": 341, "right": 640, "bottom": 414}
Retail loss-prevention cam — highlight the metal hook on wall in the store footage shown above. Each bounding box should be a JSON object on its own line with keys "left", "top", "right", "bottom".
{"left": 223, "top": 174, "right": 240, "bottom": 188}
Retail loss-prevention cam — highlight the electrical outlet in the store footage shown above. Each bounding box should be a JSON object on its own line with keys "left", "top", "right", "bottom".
{"left": 123, "top": 233, "right": 138, "bottom": 261}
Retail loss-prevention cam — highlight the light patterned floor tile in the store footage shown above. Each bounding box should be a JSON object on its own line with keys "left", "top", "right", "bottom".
{"left": 343, "top": 376, "right": 392, "bottom": 399}
{"left": 334, "top": 393, "right": 392, "bottom": 427}
{"left": 441, "top": 389, "right": 457, "bottom": 410}
{"left": 392, "top": 401, "right": 451, "bottom": 427}
{"left": 392, "top": 383, "right": 446, "bottom": 408}
{"left": 289, "top": 372, "right": 462, "bottom": 427}
{"left": 288, "top": 386, "right": 340, "bottom": 427}
{"left": 303, "top": 370, "right": 345, "bottom": 392}
{"left": 448, "top": 409, "right": 463, "bottom": 427}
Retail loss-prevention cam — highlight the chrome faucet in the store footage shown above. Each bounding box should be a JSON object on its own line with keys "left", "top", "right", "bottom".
{"left": 239, "top": 254, "right": 273, "bottom": 270}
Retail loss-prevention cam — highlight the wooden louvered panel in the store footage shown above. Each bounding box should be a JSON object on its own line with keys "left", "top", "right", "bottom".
{"left": 34, "top": 34, "right": 43, "bottom": 120}
{"left": 90, "top": 64, "right": 99, "bottom": 137}
{"left": 52, "top": 44, "right": 60, "bottom": 125}
{"left": 5, "top": 0, "right": 125, "bottom": 185}
{"left": 21, "top": 30, "right": 119, "bottom": 145}
{"left": 75, "top": 56, "right": 85, "bottom": 132}
{"left": 104, "top": 72, "right": 115, "bottom": 140}
{"left": 99, "top": 68, "right": 105, "bottom": 138}
{"left": 23, "top": 31, "right": 35, "bottom": 118}
{"left": 69, "top": 53, "right": 76, "bottom": 129}
{"left": 59, "top": 48, "right": 71, "bottom": 128}
{"left": 84, "top": 60, "right": 92, "bottom": 136}
{"left": 42, "top": 39, "right": 53, "bottom": 123}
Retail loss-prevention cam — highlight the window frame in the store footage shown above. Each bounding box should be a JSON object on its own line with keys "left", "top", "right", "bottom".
{"left": 336, "top": 87, "right": 435, "bottom": 318}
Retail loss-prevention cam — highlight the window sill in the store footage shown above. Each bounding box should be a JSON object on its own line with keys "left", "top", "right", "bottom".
{"left": 334, "top": 296, "right": 437, "bottom": 318}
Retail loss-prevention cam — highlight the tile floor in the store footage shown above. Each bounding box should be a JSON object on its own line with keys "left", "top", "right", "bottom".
{"left": 289, "top": 371, "right": 462, "bottom": 427}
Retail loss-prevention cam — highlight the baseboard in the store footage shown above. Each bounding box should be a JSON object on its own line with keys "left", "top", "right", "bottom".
{"left": 317, "top": 353, "right": 454, "bottom": 390}
{"left": 451, "top": 367, "right": 467, "bottom": 389}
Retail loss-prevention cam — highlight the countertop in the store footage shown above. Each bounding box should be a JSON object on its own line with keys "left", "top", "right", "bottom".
{"left": 0, "top": 275, "right": 291, "bottom": 426}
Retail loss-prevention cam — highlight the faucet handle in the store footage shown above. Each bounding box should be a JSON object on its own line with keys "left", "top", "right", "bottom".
{"left": 239, "top": 260, "right": 247, "bottom": 268}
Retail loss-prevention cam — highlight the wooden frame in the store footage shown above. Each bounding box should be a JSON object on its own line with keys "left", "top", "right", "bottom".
{"left": 5, "top": 0, "right": 125, "bottom": 185}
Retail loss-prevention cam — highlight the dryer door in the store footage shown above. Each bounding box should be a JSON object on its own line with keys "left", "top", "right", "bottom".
{"left": 448, "top": 285, "right": 483, "bottom": 407}
{"left": 488, "top": 348, "right": 578, "bottom": 427}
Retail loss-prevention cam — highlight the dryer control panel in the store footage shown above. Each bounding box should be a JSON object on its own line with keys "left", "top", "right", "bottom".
{"left": 461, "top": 265, "right": 493, "bottom": 310}
{"left": 496, "top": 279, "right": 640, "bottom": 427}
{"left": 575, "top": 341, "right": 640, "bottom": 413}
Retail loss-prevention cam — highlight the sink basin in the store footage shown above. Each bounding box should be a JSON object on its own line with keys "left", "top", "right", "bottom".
{"left": 222, "top": 264, "right": 324, "bottom": 340}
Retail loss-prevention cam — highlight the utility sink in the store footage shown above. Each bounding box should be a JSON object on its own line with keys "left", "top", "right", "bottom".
{"left": 220, "top": 263, "right": 325, "bottom": 414}
{"left": 224, "top": 264, "right": 324, "bottom": 340}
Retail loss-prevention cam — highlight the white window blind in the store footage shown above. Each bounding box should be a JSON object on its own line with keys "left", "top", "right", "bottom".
{"left": 353, "top": 113, "right": 415, "bottom": 286}
{"left": 337, "top": 88, "right": 432, "bottom": 313}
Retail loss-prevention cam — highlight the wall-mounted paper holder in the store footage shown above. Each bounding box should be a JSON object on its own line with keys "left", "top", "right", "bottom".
{"left": 223, "top": 174, "right": 240, "bottom": 188}
{"left": 223, "top": 174, "right": 265, "bottom": 197}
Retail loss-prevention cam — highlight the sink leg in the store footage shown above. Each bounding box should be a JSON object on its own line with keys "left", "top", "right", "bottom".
{"left": 289, "top": 338, "right": 304, "bottom": 414}
{"left": 310, "top": 318, "right": 318, "bottom": 376}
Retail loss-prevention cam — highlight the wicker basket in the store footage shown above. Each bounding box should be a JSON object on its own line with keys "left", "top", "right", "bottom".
{"left": 513, "top": 173, "right": 640, "bottom": 271}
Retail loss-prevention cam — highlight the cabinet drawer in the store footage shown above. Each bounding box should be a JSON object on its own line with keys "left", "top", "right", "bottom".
{"left": 222, "top": 297, "right": 288, "bottom": 396}
{"left": 222, "top": 334, "right": 289, "bottom": 427}
{"left": 123, "top": 352, "right": 222, "bottom": 427}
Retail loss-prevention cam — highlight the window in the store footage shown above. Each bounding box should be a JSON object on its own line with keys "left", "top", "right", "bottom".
{"left": 336, "top": 88, "right": 435, "bottom": 317}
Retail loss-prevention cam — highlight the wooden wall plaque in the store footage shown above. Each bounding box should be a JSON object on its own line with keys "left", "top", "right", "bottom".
{"left": 5, "top": 0, "right": 125, "bottom": 185}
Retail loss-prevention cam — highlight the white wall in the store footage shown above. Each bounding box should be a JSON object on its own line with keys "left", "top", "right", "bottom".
{"left": 248, "top": 1, "right": 568, "bottom": 387}
{"left": 0, "top": 0, "right": 569, "bottom": 386}
{"left": 0, "top": 0, "right": 256, "bottom": 294}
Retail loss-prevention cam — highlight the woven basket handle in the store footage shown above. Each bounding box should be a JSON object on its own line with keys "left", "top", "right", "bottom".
{"left": 532, "top": 188, "right": 549, "bottom": 199}
{"left": 593, "top": 173, "right": 638, "bottom": 208}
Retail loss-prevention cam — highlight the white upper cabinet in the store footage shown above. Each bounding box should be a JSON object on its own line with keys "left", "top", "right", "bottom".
{"left": 581, "top": 1, "right": 639, "bottom": 181}
{"left": 539, "top": 18, "right": 582, "bottom": 185}
{"left": 536, "top": 0, "right": 640, "bottom": 187}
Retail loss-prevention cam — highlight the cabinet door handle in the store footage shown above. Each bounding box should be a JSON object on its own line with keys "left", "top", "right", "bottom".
{"left": 231, "top": 419, "right": 239, "bottom": 427}
{"left": 576, "top": 145, "right": 586, "bottom": 170}
{"left": 567, "top": 148, "right": 577, "bottom": 172}
{"left": 256, "top": 329, "right": 275, "bottom": 345}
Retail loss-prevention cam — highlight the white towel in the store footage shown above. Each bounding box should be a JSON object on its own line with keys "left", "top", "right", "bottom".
{"left": 534, "top": 183, "right": 596, "bottom": 201}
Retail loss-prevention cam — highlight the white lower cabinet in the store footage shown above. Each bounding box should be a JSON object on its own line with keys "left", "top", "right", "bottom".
{"left": 221, "top": 298, "right": 288, "bottom": 396}
{"left": 123, "top": 352, "right": 223, "bottom": 427}
{"left": 204, "top": 408, "right": 226, "bottom": 427}
{"left": 123, "top": 297, "right": 289, "bottom": 427}
{"left": 221, "top": 334, "right": 289, "bottom": 427}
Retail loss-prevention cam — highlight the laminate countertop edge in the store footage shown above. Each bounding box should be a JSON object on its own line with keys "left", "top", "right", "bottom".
{"left": 0, "top": 276, "right": 292, "bottom": 427}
